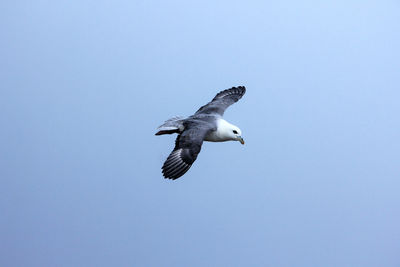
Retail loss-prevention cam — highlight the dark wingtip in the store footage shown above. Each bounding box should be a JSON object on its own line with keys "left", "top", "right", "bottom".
{"left": 234, "top": 85, "right": 246, "bottom": 93}
{"left": 162, "top": 161, "right": 191, "bottom": 180}
{"left": 162, "top": 171, "right": 180, "bottom": 180}
{"left": 163, "top": 176, "right": 178, "bottom": 180}
{"left": 232, "top": 85, "right": 246, "bottom": 97}
{"left": 162, "top": 167, "right": 186, "bottom": 180}
{"left": 213, "top": 85, "right": 246, "bottom": 101}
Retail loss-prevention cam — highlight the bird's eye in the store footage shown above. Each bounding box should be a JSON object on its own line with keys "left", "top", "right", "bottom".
{"left": 233, "top": 130, "right": 238, "bottom": 134}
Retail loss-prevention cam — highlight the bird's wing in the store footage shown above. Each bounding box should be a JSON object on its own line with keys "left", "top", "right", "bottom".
{"left": 162, "top": 122, "right": 213, "bottom": 180}
{"left": 195, "top": 86, "right": 246, "bottom": 116}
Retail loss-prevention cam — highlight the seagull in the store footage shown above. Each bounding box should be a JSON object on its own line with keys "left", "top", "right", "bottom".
{"left": 156, "top": 86, "right": 246, "bottom": 180}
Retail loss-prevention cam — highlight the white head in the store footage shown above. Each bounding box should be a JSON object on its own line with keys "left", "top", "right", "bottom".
{"left": 218, "top": 119, "right": 245, "bottom": 144}
{"left": 230, "top": 125, "right": 245, "bottom": 144}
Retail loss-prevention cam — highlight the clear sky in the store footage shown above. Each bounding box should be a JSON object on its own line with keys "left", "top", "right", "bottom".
{"left": 1, "top": 0, "right": 400, "bottom": 266}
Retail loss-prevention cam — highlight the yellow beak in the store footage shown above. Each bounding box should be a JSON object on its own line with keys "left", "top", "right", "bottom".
{"left": 239, "top": 136, "right": 245, "bottom": 145}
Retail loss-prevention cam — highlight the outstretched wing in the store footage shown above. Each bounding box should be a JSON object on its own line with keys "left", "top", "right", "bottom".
{"left": 162, "top": 122, "right": 213, "bottom": 180}
{"left": 195, "top": 86, "right": 246, "bottom": 116}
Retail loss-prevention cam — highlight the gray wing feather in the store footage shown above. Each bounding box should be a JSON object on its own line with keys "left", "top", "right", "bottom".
{"left": 162, "top": 121, "right": 213, "bottom": 180}
{"left": 195, "top": 86, "right": 246, "bottom": 116}
{"left": 155, "top": 116, "right": 185, "bottom": 135}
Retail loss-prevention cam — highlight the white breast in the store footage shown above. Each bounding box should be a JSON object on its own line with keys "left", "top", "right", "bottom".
{"left": 204, "top": 119, "right": 233, "bottom": 142}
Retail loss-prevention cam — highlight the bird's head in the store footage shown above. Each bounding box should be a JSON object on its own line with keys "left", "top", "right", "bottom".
{"left": 229, "top": 125, "right": 245, "bottom": 145}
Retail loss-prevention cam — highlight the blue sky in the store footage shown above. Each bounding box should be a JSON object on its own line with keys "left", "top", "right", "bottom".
{"left": 1, "top": 0, "right": 400, "bottom": 266}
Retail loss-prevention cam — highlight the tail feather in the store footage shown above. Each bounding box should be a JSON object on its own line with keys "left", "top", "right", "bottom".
{"left": 155, "top": 116, "right": 185, "bottom": 136}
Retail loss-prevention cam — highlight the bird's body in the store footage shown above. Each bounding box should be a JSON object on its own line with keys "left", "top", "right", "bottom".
{"left": 204, "top": 118, "right": 240, "bottom": 142}
{"left": 156, "top": 86, "right": 246, "bottom": 179}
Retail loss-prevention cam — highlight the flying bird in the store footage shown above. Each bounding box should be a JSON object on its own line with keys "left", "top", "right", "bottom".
{"left": 156, "top": 86, "right": 246, "bottom": 180}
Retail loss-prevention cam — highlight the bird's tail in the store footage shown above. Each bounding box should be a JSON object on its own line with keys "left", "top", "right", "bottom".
{"left": 155, "top": 116, "right": 185, "bottom": 135}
